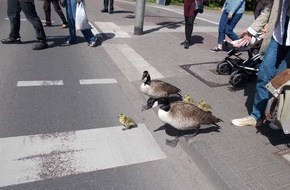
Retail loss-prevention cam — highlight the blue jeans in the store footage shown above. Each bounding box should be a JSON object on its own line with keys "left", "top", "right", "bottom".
{"left": 250, "top": 38, "right": 290, "bottom": 120}
{"left": 217, "top": 11, "right": 242, "bottom": 44}
{"left": 66, "top": 0, "right": 96, "bottom": 43}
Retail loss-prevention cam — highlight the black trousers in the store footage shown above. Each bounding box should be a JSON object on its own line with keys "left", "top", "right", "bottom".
{"left": 185, "top": 13, "right": 197, "bottom": 41}
{"left": 7, "top": 0, "right": 46, "bottom": 42}
{"left": 103, "top": 0, "right": 114, "bottom": 11}
{"left": 43, "top": 0, "right": 67, "bottom": 24}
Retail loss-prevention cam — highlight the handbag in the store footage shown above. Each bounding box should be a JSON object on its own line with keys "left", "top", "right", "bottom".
{"left": 60, "top": 0, "right": 66, "bottom": 8}
{"left": 195, "top": 0, "right": 204, "bottom": 14}
{"left": 75, "top": 2, "right": 91, "bottom": 30}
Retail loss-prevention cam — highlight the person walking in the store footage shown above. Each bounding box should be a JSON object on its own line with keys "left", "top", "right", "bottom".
{"left": 65, "top": 0, "right": 97, "bottom": 46}
{"left": 180, "top": 0, "right": 199, "bottom": 49}
{"left": 210, "top": 0, "right": 245, "bottom": 52}
{"left": 231, "top": 0, "right": 290, "bottom": 127}
{"left": 43, "top": 0, "right": 68, "bottom": 28}
{"left": 101, "top": 0, "right": 114, "bottom": 14}
{"left": 1, "top": 0, "right": 48, "bottom": 50}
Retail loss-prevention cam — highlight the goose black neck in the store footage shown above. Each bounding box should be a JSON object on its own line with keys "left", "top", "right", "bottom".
{"left": 160, "top": 104, "right": 170, "bottom": 112}
{"left": 145, "top": 74, "right": 151, "bottom": 85}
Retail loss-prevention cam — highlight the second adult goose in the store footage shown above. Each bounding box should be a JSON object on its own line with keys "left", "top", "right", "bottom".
{"left": 156, "top": 98, "right": 222, "bottom": 147}
{"left": 140, "top": 71, "right": 181, "bottom": 111}
{"left": 140, "top": 70, "right": 181, "bottom": 110}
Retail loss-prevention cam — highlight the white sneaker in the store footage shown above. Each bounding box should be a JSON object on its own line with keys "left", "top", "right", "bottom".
{"left": 231, "top": 116, "right": 259, "bottom": 127}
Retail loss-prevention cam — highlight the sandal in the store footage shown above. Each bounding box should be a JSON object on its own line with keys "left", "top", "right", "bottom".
{"left": 209, "top": 47, "right": 222, "bottom": 52}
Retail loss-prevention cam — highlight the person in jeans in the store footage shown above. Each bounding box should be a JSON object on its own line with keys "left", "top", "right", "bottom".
{"left": 65, "top": 0, "right": 97, "bottom": 47}
{"left": 43, "top": 0, "right": 68, "bottom": 28}
{"left": 226, "top": 0, "right": 273, "bottom": 48}
{"left": 210, "top": 0, "right": 245, "bottom": 52}
{"left": 101, "top": 0, "right": 114, "bottom": 14}
{"left": 1, "top": 0, "right": 48, "bottom": 50}
{"left": 232, "top": 0, "right": 290, "bottom": 127}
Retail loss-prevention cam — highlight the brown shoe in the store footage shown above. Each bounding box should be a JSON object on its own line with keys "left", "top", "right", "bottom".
{"left": 43, "top": 23, "right": 52, "bottom": 27}
{"left": 61, "top": 24, "right": 68, "bottom": 29}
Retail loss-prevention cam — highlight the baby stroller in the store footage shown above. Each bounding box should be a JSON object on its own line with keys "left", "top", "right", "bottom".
{"left": 216, "top": 40, "right": 262, "bottom": 87}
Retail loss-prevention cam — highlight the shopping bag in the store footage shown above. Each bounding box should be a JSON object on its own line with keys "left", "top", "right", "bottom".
{"left": 75, "top": 2, "right": 91, "bottom": 30}
{"left": 195, "top": 0, "right": 204, "bottom": 14}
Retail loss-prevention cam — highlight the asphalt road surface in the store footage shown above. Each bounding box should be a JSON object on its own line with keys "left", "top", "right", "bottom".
{"left": 0, "top": 0, "right": 227, "bottom": 189}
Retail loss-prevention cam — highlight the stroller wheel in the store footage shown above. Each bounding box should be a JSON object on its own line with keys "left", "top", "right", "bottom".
{"left": 229, "top": 72, "right": 248, "bottom": 87}
{"left": 217, "top": 60, "right": 232, "bottom": 75}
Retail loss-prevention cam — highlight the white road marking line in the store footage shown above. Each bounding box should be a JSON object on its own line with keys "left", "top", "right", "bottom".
{"left": 282, "top": 152, "right": 290, "bottom": 162}
{"left": 79, "top": 78, "right": 117, "bottom": 85}
{"left": 103, "top": 44, "right": 164, "bottom": 81}
{"left": 0, "top": 124, "right": 166, "bottom": 188}
{"left": 17, "top": 80, "right": 64, "bottom": 87}
{"left": 94, "top": 22, "right": 131, "bottom": 37}
{"left": 89, "top": 22, "right": 102, "bottom": 38}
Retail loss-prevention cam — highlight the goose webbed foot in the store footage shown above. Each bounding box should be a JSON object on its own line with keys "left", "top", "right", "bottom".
{"left": 166, "top": 136, "right": 179, "bottom": 148}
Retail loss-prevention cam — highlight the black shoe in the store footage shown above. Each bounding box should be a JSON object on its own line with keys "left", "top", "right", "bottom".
{"left": 101, "top": 9, "right": 108, "bottom": 13}
{"left": 32, "top": 41, "right": 48, "bottom": 50}
{"left": 109, "top": 10, "right": 113, "bottom": 14}
{"left": 43, "top": 22, "right": 52, "bottom": 27}
{"left": 1, "top": 37, "right": 21, "bottom": 44}
{"left": 184, "top": 40, "right": 189, "bottom": 49}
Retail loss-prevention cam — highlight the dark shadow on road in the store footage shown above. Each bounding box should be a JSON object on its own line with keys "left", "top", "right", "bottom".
{"left": 113, "top": 10, "right": 134, "bottom": 14}
{"left": 143, "top": 20, "right": 184, "bottom": 35}
{"left": 100, "top": 33, "right": 116, "bottom": 40}
{"left": 228, "top": 80, "right": 257, "bottom": 114}
{"left": 257, "top": 123, "right": 290, "bottom": 147}
{"left": 189, "top": 35, "right": 204, "bottom": 46}
{"left": 154, "top": 123, "right": 221, "bottom": 138}
{"left": 45, "top": 36, "right": 88, "bottom": 48}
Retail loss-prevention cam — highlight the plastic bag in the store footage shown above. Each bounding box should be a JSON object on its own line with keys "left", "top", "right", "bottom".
{"left": 75, "top": 2, "right": 91, "bottom": 30}
{"left": 195, "top": 0, "right": 204, "bottom": 14}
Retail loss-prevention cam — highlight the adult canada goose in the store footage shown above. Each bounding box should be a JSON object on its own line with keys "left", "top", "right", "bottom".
{"left": 156, "top": 98, "right": 222, "bottom": 147}
{"left": 141, "top": 70, "right": 181, "bottom": 110}
{"left": 141, "top": 70, "right": 181, "bottom": 98}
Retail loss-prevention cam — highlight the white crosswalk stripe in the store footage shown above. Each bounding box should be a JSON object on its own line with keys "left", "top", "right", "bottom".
{"left": 17, "top": 80, "right": 64, "bottom": 87}
{"left": 102, "top": 43, "right": 164, "bottom": 81}
{"left": 79, "top": 78, "right": 118, "bottom": 85}
{"left": 0, "top": 124, "right": 166, "bottom": 188}
{"left": 94, "top": 22, "right": 131, "bottom": 38}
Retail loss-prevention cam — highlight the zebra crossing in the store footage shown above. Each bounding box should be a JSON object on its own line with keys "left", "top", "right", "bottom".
{"left": 0, "top": 18, "right": 169, "bottom": 188}
{"left": 0, "top": 124, "right": 166, "bottom": 188}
